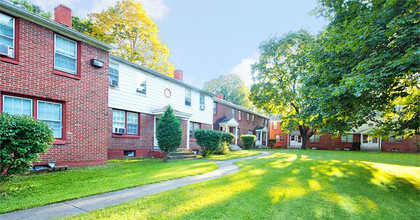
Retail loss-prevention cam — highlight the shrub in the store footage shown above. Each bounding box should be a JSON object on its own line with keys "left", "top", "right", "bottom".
{"left": 268, "top": 139, "right": 276, "bottom": 148}
{"left": 156, "top": 106, "right": 183, "bottom": 162}
{"left": 195, "top": 129, "right": 222, "bottom": 157}
{"left": 220, "top": 132, "right": 234, "bottom": 144}
{"left": 352, "top": 142, "right": 361, "bottom": 151}
{"left": 241, "top": 135, "right": 256, "bottom": 149}
{"left": 217, "top": 141, "right": 231, "bottom": 155}
{"left": 0, "top": 113, "right": 54, "bottom": 181}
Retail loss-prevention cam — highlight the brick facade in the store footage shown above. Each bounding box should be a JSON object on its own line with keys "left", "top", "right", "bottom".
{"left": 269, "top": 122, "right": 288, "bottom": 148}
{"left": 0, "top": 15, "right": 110, "bottom": 167}
{"left": 213, "top": 101, "right": 269, "bottom": 146}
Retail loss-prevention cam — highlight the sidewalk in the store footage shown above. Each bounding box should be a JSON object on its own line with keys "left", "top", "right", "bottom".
{"left": 0, "top": 151, "right": 271, "bottom": 220}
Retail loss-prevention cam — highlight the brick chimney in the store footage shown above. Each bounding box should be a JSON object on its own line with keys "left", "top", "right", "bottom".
{"left": 174, "top": 69, "right": 183, "bottom": 81}
{"left": 216, "top": 94, "right": 224, "bottom": 100}
{"left": 54, "top": 5, "right": 72, "bottom": 28}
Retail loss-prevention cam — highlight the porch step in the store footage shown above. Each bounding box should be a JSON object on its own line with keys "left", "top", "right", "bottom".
{"left": 168, "top": 149, "right": 197, "bottom": 159}
{"left": 229, "top": 145, "right": 242, "bottom": 151}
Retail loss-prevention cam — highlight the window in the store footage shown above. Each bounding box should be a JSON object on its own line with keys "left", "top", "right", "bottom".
{"left": 232, "top": 109, "right": 235, "bottom": 118}
{"left": 112, "top": 109, "right": 139, "bottom": 136}
{"left": 389, "top": 135, "right": 403, "bottom": 143}
{"left": 0, "top": 13, "right": 15, "bottom": 58}
{"left": 136, "top": 73, "right": 147, "bottom": 95}
{"left": 341, "top": 134, "right": 353, "bottom": 143}
{"left": 275, "top": 134, "right": 280, "bottom": 142}
{"left": 262, "top": 118, "right": 265, "bottom": 125}
{"left": 185, "top": 89, "right": 191, "bottom": 106}
{"left": 273, "top": 122, "right": 278, "bottom": 129}
{"left": 2, "top": 95, "right": 64, "bottom": 139}
{"left": 54, "top": 34, "right": 77, "bottom": 75}
{"left": 310, "top": 134, "right": 320, "bottom": 142}
{"left": 213, "top": 102, "right": 217, "bottom": 114}
{"left": 124, "top": 150, "right": 135, "bottom": 157}
{"left": 248, "top": 130, "right": 253, "bottom": 134}
{"left": 127, "top": 112, "right": 139, "bottom": 135}
{"left": 238, "top": 110, "right": 242, "bottom": 120}
{"left": 252, "top": 115, "right": 255, "bottom": 122}
{"left": 189, "top": 122, "right": 201, "bottom": 139}
{"left": 109, "top": 61, "right": 119, "bottom": 86}
{"left": 2, "top": 95, "right": 32, "bottom": 116}
{"left": 199, "top": 94, "right": 205, "bottom": 110}
{"left": 246, "top": 113, "right": 250, "bottom": 121}
{"left": 280, "top": 135, "right": 284, "bottom": 142}
{"left": 37, "top": 101, "right": 62, "bottom": 138}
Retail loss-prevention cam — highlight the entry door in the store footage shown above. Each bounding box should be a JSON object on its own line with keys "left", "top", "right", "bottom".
{"left": 256, "top": 132, "right": 262, "bottom": 145}
{"left": 290, "top": 135, "right": 302, "bottom": 147}
{"left": 361, "top": 134, "right": 380, "bottom": 149}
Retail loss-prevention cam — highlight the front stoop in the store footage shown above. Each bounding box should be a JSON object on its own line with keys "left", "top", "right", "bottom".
{"left": 168, "top": 148, "right": 198, "bottom": 159}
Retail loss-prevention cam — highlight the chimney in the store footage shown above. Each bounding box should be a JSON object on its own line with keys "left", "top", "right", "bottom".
{"left": 54, "top": 5, "right": 72, "bottom": 28}
{"left": 174, "top": 69, "right": 183, "bottom": 81}
{"left": 216, "top": 94, "right": 224, "bottom": 100}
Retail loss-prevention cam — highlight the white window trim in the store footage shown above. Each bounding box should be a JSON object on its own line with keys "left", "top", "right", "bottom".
{"left": 54, "top": 34, "right": 77, "bottom": 75}
{"left": 109, "top": 61, "right": 119, "bottom": 86}
{"left": 2, "top": 95, "right": 33, "bottom": 116}
{"left": 37, "top": 100, "right": 63, "bottom": 139}
{"left": 0, "top": 13, "right": 15, "bottom": 58}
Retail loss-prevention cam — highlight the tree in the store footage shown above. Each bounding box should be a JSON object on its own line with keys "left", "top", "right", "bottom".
{"left": 250, "top": 30, "right": 318, "bottom": 149}
{"left": 156, "top": 106, "right": 182, "bottom": 162}
{"left": 306, "top": 0, "right": 419, "bottom": 137}
{"left": 87, "top": 0, "right": 175, "bottom": 76}
{"left": 12, "top": 0, "right": 52, "bottom": 19}
{"left": 203, "top": 74, "right": 252, "bottom": 108}
{"left": 0, "top": 114, "right": 53, "bottom": 181}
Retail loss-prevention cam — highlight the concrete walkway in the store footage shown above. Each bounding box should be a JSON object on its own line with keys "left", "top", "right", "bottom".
{"left": 0, "top": 151, "right": 271, "bottom": 220}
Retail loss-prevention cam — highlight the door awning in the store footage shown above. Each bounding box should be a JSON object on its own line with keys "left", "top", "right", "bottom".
{"left": 151, "top": 107, "right": 192, "bottom": 120}
{"left": 255, "top": 126, "right": 268, "bottom": 132}
{"left": 219, "top": 118, "right": 239, "bottom": 127}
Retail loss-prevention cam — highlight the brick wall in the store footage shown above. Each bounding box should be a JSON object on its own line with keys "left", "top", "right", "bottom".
{"left": 0, "top": 18, "right": 110, "bottom": 166}
{"left": 269, "top": 122, "right": 288, "bottom": 148}
{"left": 213, "top": 102, "right": 268, "bottom": 146}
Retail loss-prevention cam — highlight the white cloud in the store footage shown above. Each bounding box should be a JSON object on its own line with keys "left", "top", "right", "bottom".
{"left": 28, "top": 0, "right": 169, "bottom": 21}
{"left": 230, "top": 55, "right": 259, "bottom": 87}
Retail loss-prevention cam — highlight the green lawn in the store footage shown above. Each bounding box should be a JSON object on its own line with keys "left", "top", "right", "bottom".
{"left": 0, "top": 158, "right": 218, "bottom": 213}
{"left": 207, "top": 150, "right": 262, "bottom": 160}
{"left": 68, "top": 149, "right": 420, "bottom": 220}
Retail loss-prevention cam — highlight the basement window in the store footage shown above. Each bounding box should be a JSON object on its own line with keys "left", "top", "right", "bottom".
{"left": 124, "top": 150, "right": 135, "bottom": 157}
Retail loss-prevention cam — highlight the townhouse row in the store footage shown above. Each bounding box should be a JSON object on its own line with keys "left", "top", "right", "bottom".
{"left": 0, "top": 2, "right": 269, "bottom": 166}
{"left": 269, "top": 116, "right": 419, "bottom": 152}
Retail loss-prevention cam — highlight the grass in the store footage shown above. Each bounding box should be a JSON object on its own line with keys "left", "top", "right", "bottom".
{"left": 0, "top": 158, "right": 218, "bottom": 213}
{"left": 206, "top": 150, "right": 262, "bottom": 160}
{"left": 68, "top": 149, "right": 420, "bottom": 220}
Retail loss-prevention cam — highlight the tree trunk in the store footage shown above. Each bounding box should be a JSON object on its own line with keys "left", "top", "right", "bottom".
{"left": 298, "top": 125, "right": 314, "bottom": 150}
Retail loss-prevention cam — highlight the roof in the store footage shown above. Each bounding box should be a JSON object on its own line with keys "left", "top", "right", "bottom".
{"left": 0, "top": 1, "right": 113, "bottom": 51}
{"left": 110, "top": 55, "right": 214, "bottom": 97}
{"left": 214, "top": 98, "right": 269, "bottom": 119}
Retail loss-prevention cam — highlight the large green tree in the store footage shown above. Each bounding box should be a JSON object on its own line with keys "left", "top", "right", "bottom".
{"left": 156, "top": 106, "right": 182, "bottom": 162}
{"left": 250, "top": 30, "right": 319, "bottom": 149}
{"left": 203, "top": 74, "right": 252, "bottom": 108}
{"left": 306, "top": 0, "right": 419, "bottom": 137}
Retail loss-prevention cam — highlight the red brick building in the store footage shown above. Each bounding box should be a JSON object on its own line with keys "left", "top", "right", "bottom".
{"left": 213, "top": 95, "right": 269, "bottom": 147}
{"left": 0, "top": 3, "right": 113, "bottom": 166}
{"left": 269, "top": 115, "right": 419, "bottom": 152}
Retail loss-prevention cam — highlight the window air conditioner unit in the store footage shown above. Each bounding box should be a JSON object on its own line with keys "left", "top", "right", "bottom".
{"left": 0, "top": 44, "right": 13, "bottom": 58}
{"left": 113, "top": 127, "right": 125, "bottom": 134}
{"left": 109, "top": 79, "right": 118, "bottom": 87}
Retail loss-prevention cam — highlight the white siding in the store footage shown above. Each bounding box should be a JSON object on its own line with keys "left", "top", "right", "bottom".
{"left": 109, "top": 59, "right": 213, "bottom": 125}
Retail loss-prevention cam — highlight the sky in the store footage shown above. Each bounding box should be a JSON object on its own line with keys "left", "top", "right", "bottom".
{"left": 28, "top": 0, "right": 328, "bottom": 88}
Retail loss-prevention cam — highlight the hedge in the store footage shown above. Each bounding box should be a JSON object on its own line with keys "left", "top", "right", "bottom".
{"left": 241, "top": 135, "right": 256, "bottom": 149}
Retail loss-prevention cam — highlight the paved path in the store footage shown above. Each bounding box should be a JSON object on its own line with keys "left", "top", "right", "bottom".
{"left": 0, "top": 151, "right": 271, "bottom": 220}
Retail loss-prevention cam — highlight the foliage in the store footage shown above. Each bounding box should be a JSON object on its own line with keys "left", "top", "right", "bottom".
{"left": 72, "top": 16, "right": 94, "bottom": 34}
{"left": 250, "top": 30, "right": 318, "bottom": 149}
{"left": 216, "top": 132, "right": 234, "bottom": 155}
{"left": 352, "top": 142, "right": 361, "bottom": 151}
{"left": 12, "top": 0, "right": 52, "bottom": 19}
{"left": 156, "top": 106, "right": 182, "bottom": 162}
{"left": 306, "top": 0, "right": 419, "bottom": 137}
{"left": 0, "top": 114, "right": 53, "bottom": 181}
{"left": 0, "top": 158, "right": 217, "bottom": 213}
{"left": 240, "top": 135, "right": 256, "bottom": 149}
{"left": 194, "top": 130, "right": 222, "bottom": 157}
{"left": 203, "top": 74, "right": 253, "bottom": 108}
{"left": 86, "top": 0, "right": 175, "bottom": 76}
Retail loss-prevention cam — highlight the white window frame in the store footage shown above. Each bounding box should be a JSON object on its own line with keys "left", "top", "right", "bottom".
{"left": 246, "top": 113, "right": 250, "bottom": 121}
{"left": 136, "top": 73, "right": 147, "bottom": 95}
{"left": 232, "top": 109, "right": 235, "bottom": 118}
{"left": 199, "top": 94, "right": 205, "bottom": 110}
{"left": 213, "top": 102, "right": 217, "bottom": 114}
{"left": 2, "top": 95, "right": 33, "bottom": 116}
{"left": 126, "top": 112, "right": 139, "bottom": 135}
{"left": 341, "top": 134, "right": 353, "bottom": 143}
{"left": 273, "top": 122, "right": 278, "bottom": 129}
{"left": 112, "top": 109, "right": 126, "bottom": 130}
{"left": 185, "top": 89, "right": 191, "bottom": 106}
{"left": 37, "top": 100, "right": 63, "bottom": 139}
{"left": 0, "top": 13, "right": 15, "bottom": 58}
{"left": 54, "top": 34, "right": 77, "bottom": 75}
{"left": 109, "top": 61, "right": 119, "bottom": 86}
{"left": 252, "top": 114, "right": 255, "bottom": 122}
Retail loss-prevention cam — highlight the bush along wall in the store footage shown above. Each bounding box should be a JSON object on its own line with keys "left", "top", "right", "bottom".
{"left": 241, "top": 135, "right": 256, "bottom": 149}
{"left": 0, "top": 113, "right": 54, "bottom": 181}
{"left": 217, "top": 132, "right": 234, "bottom": 155}
{"left": 195, "top": 130, "right": 222, "bottom": 157}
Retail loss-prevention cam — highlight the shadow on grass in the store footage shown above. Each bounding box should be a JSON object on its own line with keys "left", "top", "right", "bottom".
{"left": 72, "top": 151, "right": 420, "bottom": 220}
